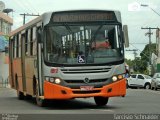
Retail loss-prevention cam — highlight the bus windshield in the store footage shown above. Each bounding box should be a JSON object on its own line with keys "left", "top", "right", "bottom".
{"left": 44, "top": 23, "right": 124, "bottom": 65}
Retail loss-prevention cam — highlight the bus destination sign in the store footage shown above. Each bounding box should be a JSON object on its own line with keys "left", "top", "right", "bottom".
{"left": 52, "top": 12, "right": 116, "bottom": 22}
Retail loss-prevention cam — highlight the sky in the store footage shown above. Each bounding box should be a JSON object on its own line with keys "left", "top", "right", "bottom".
{"left": 1, "top": 0, "right": 160, "bottom": 60}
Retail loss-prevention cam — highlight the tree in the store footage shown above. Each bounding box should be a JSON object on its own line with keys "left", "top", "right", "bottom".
{"left": 125, "top": 43, "right": 156, "bottom": 74}
{"left": 140, "top": 43, "right": 156, "bottom": 63}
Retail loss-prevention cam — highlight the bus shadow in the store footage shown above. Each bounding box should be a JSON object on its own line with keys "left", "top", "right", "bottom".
{"left": 27, "top": 98, "right": 120, "bottom": 110}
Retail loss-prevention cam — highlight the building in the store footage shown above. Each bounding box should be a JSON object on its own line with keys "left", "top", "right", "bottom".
{"left": 0, "top": 1, "right": 13, "bottom": 85}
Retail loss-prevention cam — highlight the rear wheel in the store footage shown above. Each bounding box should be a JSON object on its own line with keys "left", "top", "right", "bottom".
{"left": 94, "top": 97, "right": 109, "bottom": 106}
{"left": 15, "top": 75, "right": 24, "bottom": 100}
{"left": 25, "top": 94, "right": 32, "bottom": 100}
{"left": 17, "top": 91, "right": 24, "bottom": 100}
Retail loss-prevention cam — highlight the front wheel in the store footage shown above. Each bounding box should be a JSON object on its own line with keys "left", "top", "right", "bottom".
{"left": 151, "top": 86, "right": 154, "bottom": 90}
{"left": 35, "top": 81, "right": 46, "bottom": 107}
{"left": 144, "top": 83, "right": 151, "bottom": 89}
{"left": 36, "top": 96, "right": 46, "bottom": 107}
{"left": 94, "top": 97, "right": 109, "bottom": 106}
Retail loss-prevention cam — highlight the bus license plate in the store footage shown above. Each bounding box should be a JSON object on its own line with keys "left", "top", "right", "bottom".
{"left": 80, "top": 86, "right": 94, "bottom": 91}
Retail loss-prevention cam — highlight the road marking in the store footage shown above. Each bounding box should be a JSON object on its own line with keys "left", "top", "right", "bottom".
{"left": 146, "top": 90, "right": 160, "bottom": 94}
{"left": 127, "top": 88, "right": 160, "bottom": 94}
{"left": 90, "top": 109, "right": 114, "bottom": 113}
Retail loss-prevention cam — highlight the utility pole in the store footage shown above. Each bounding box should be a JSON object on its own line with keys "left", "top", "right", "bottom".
{"left": 141, "top": 27, "right": 158, "bottom": 65}
{"left": 20, "top": 13, "right": 40, "bottom": 25}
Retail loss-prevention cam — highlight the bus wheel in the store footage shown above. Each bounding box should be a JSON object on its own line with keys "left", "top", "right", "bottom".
{"left": 15, "top": 76, "right": 24, "bottom": 100}
{"left": 17, "top": 91, "right": 24, "bottom": 100}
{"left": 94, "top": 97, "right": 109, "bottom": 106}
{"left": 25, "top": 94, "right": 32, "bottom": 100}
{"left": 36, "top": 97, "right": 46, "bottom": 107}
{"left": 35, "top": 82, "right": 46, "bottom": 107}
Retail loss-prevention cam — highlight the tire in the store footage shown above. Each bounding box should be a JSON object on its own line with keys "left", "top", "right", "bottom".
{"left": 126, "top": 82, "right": 129, "bottom": 89}
{"left": 17, "top": 91, "right": 24, "bottom": 100}
{"left": 144, "top": 83, "right": 151, "bottom": 89}
{"left": 154, "top": 87, "right": 158, "bottom": 91}
{"left": 94, "top": 97, "right": 109, "bottom": 106}
{"left": 15, "top": 75, "right": 24, "bottom": 100}
{"left": 151, "top": 86, "right": 154, "bottom": 90}
{"left": 35, "top": 81, "right": 46, "bottom": 107}
{"left": 25, "top": 94, "right": 32, "bottom": 100}
{"left": 36, "top": 97, "right": 46, "bottom": 107}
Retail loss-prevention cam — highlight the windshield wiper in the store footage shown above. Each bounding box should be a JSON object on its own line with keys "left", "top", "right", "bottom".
{"left": 63, "top": 23, "right": 72, "bottom": 34}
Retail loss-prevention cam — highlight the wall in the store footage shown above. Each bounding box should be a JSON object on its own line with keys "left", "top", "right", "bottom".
{"left": 0, "top": 52, "right": 9, "bottom": 82}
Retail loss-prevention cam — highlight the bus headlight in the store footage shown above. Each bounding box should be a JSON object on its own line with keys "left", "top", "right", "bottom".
{"left": 55, "top": 78, "right": 61, "bottom": 84}
{"left": 45, "top": 77, "right": 61, "bottom": 84}
{"left": 112, "top": 74, "right": 124, "bottom": 82}
{"left": 112, "top": 76, "right": 118, "bottom": 81}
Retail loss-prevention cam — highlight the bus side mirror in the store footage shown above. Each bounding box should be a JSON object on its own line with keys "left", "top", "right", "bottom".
{"left": 37, "top": 28, "right": 42, "bottom": 43}
{"left": 123, "top": 25, "right": 129, "bottom": 48}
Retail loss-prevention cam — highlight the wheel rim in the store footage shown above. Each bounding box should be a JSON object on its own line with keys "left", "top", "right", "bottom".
{"left": 145, "top": 85, "right": 150, "bottom": 89}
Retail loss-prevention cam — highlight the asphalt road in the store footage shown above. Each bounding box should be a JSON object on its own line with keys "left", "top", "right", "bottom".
{"left": 0, "top": 87, "right": 160, "bottom": 120}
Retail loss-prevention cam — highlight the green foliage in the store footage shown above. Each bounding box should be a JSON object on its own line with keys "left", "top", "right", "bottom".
{"left": 125, "top": 43, "right": 156, "bottom": 74}
{"left": 140, "top": 43, "right": 157, "bottom": 62}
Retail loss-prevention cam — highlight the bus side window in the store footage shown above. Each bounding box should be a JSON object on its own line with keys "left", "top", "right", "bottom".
{"left": 30, "top": 28, "right": 33, "bottom": 56}
{"left": 28, "top": 29, "right": 32, "bottom": 56}
{"left": 13, "top": 36, "right": 17, "bottom": 58}
{"left": 32, "top": 27, "right": 37, "bottom": 56}
{"left": 25, "top": 30, "right": 29, "bottom": 56}
{"left": 18, "top": 34, "right": 21, "bottom": 57}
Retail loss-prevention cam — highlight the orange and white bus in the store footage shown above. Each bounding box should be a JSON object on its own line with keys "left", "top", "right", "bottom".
{"left": 9, "top": 10, "right": 129, "bottom": 107}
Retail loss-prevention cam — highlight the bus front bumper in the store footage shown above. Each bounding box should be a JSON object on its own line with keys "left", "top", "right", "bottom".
{"left": 44, "top": 79, "right": 126, "bottom": 99}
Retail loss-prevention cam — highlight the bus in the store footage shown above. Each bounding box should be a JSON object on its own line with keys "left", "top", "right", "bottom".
{"left": 9, "top": 10, "right": 129, "bottom": 107}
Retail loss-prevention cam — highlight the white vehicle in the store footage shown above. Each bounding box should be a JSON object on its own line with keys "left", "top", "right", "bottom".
{"left": 151, "top": 73, "right": 160, "bottom": 90}
{"left": 127, "top": 74, "right": 152, "bottom": 89}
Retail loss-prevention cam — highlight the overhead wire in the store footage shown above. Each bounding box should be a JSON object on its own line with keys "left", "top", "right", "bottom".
{"left": 12, "top": 0, "right": 39, "bottom": 27}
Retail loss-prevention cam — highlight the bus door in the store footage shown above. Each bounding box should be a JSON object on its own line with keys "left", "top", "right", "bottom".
{"left": 36, "top": 26, "right": 43, "bottom": 96}
{"left": 9, "top": 38, "right": 15, "bottom": 88}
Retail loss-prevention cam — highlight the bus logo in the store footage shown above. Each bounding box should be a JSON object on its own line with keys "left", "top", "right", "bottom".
{"left": 84, "top": 78, "right": 90, "bottom": 83}
{"left": 77, "top": 55, "right": 85, "bottom": 63}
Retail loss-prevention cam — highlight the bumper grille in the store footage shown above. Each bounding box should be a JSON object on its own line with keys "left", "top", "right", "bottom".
{"left": 61, "top": 67, "right": 111, "bottom": 74}
{"left": 73, "top": 90, "right": 101, "bottom": 94}
{"left": 64, "top": 79, "right": 108, "bottom": 84}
